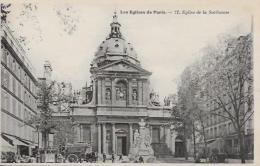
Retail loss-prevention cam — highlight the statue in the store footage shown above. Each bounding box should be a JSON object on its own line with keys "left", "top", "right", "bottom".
{"left": 129, "top": 119, "right": 155, "bottom": 163}
{"left": 139, "top": 119, "right": 146, "bottom": 128}
{"left": 105, "top": 88, "right": 111, "bottom": 100}
{"left": 132, "top": 89, "right": 137, "bottom": 100}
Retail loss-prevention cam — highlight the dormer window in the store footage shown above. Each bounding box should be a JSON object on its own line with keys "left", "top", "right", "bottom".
{"left": 115, "top": 44, "right": 119, "bottom": 48}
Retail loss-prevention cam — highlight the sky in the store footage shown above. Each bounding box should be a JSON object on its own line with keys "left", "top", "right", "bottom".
{"left": 6, "top": 1, "right": 252, "bottom": 102}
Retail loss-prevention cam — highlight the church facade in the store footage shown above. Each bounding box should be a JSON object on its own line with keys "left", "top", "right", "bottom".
{"left": 57, "top": 13, "right": 182, "bottom": 157}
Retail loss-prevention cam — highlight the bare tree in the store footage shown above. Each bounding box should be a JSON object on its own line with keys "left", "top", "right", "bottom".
{"left": 204, "top": 34, "right": 253, "bottom": 163}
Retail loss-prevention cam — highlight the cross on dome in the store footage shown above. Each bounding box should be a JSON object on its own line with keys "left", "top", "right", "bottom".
{"left": 113, "top": 11, "right": 118, "bottom": 23}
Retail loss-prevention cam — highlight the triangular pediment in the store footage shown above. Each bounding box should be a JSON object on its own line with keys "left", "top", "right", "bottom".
{"left": 94, "top": 60, "right": 151, "bottom": 75}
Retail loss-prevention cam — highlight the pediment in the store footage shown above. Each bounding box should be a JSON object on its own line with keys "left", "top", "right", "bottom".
{"left": 95, "top": 60, "right": 151, "bottom": 75}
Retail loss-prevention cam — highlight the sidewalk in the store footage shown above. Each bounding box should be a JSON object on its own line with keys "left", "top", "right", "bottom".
{"left": 225, "top": 159, "right": 254, "bottom": 163}
{"left": 157, "top": 157, "right": 254, "bottom": 163}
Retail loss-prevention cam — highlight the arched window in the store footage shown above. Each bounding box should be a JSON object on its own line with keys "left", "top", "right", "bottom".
{"left": 105, "top": 88, "right": 111, "bottom": 100}
{"left": 115, "top": 80, "right": 127, "bottom": 100}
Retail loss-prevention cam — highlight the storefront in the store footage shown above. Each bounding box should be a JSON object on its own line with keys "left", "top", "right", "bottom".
{"left": 1, "top": 134, "right": 31, "bottom": 156}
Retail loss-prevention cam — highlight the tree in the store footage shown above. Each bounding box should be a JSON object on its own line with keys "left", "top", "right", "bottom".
{"left": 193, "top": 103, "right": 209, "bottom": 161}
{"left": 1, "top": 3, "right": 11, "bottom": 23}
{"left": 204, "top": 34, "right": 253, "bottom": 163}
{"left": 28, "top": 80, "right": 73, "bottom": 160}
{"left": 53, "top": 119, "right": 77, "bottom": 153}
{"left": 173, "top": 67, "right": 200, "bottom": 160}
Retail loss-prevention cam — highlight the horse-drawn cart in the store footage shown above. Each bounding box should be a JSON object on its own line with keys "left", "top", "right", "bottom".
{"left": 65, "top": 143, "right": 93, "bottom": 163}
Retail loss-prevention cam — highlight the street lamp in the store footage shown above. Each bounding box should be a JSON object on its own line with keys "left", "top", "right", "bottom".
{"left": 35, "top": 123, "right": 40, "bottom": 163}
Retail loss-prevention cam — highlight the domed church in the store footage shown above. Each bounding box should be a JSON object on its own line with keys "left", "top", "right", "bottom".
{"left": 57, "top": 13, "right": 183, "bottom": 158}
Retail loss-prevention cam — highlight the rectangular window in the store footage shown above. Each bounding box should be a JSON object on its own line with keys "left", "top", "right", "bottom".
{"left": 8, "top": 55, "right": 12, "bottom": 69}
{"left": 82, "top": 125, "right": 91, "bottom": 143}
{"left": 223, "top": 124, "right": 226, "bottom": 134}
{"left": 17, "top": 66, "right": 21, "bottom": 79}
{"left": 18, "top": 83, "right": 21, "bottom": 98}
{"left": 2, "top": 48, "right": 8, "bottom": 64}
{"left": 18, "top": 103, "right": 21, "bottom": 118}
{"left": 5, "top": 115, "right": 9, "bottom": 133}
{"left": 4, "top": 70, "right": 10, "bottom": 88}
{"left": 152, "top": 127, "right": 160, "bottom": 143}
{"left": 12, "top": 98, "right": 16, "bottom": 116}
{"left": 1, "top": 67, "right": 4, "bottom": 85}
{"left": 1, "top": 91, "right": 6, "bottom": 109}
{"left": 228, "top": 122, "right": 232, "bottom": 133}
{"left": 1, "top": 113, "right": 5, "bottom": 133}
{"left": 6, "top": 94, "right": 10, "bottom": 112}
{"left": 12, "top": 77, "right": 16, "bottom": 94}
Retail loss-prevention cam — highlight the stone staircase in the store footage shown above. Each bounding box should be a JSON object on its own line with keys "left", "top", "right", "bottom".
{"left": 151, "top": 143, "right": 173, "bottom": 158}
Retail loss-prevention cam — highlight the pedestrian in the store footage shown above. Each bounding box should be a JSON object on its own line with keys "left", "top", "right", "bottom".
{"left": 102, "top": 153, "right": 106, "bottom": 163}
{"left": 111, "top": 152, "right": 115, "bottom": 163}
{"left": 119, "top": 155, "right": 123, "bottom": 161}
{"left": 139, "top": 156, "right": 144, "bottom": 163}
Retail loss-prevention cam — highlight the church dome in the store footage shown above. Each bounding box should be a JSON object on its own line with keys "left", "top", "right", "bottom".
{"left": 92, "top": 12, "right": 140, "bottom": 67}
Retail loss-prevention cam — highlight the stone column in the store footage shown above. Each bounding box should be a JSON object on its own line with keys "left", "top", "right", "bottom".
{"left": 90, "top": 124, "right": 94, "bottom": 150}
{"left": 80, "top": 124, "right": 83, "bottom": 142}
{"left": 143, "top": 80, "right": 149, "bottom": 105}
{"left": 98, "top": 123, "right": 101, "bottom": 155}
{"left": 138, "top": 81, "right": 143, "bottom": 105}
{"left": 101, "top": 78, "right": 105, "bottom": 104}
{"left": 165, "top": 127, "right": 170, "bottom": 147}
{"left": 150, "top": 125, "right": 153, "bottom": 137}
{"left": 76, "top": 124, "right": 81, "bottom": 142}
{"left": 160, "top": 126, "right": 164, "bottom": 143}
{"left": 112, "top": 123, "right": 116, "bottom": 153}
{"left": 129, "top": 123, "right": 133, "bottom": 147}
{"left": 128, "top": 80, "right": 132, "bottom": 105}
{"left": 112, "top": 79, "right": 116, "bottom": 105}
{"left": 171, "top": 131, "right": 177, "bottom": 155}
{"left": 102, "top": 123, "right": 107, "bottom": 154}
{"left": 97, "top": 79, "right": 102, "bottom": 105}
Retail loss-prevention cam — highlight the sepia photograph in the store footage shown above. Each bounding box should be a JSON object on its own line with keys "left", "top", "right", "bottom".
{"left": 0, "top": 0, "right": 256, "bottom": 164}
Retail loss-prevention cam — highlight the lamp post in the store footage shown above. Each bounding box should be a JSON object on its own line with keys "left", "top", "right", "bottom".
{"left": 36, "top": 123, "right": 40, "bottom": 163}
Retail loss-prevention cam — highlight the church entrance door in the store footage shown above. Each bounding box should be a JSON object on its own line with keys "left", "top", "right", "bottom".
{"left": 175, "top": 135, "right": 185, "bottom": 157}
{"left": 117, "top": 136, "right": 127, "bottom": 155}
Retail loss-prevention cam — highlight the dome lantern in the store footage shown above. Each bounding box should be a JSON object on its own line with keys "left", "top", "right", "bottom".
{"left": 109, "top": 11, "right": 122, "bottom": 38}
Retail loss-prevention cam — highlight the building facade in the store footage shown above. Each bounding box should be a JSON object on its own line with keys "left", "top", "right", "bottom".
{"left": 54, "top": 13, "right": 180, "bottom": 157}
{"left": 1, "top": 24, "right": 38, "bottom": 156}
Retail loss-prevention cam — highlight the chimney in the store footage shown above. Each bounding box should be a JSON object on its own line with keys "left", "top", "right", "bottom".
{"left": 44, "top": 60, "right": 52, "bottom": 81}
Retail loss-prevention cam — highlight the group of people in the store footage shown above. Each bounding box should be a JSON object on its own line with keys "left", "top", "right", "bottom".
{"left": 84, "top": 152, "right": 97, "bottom": 163}
{"left": 102, "top": 153, "right": 144, "bottom": 163}
{"left": 1, "top": 152, "right": 36, "bottom": 163}
{"left": 102, "top": 153, "right": 124, "bottom": 163}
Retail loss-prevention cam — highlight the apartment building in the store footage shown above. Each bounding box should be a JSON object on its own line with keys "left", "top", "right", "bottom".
{"left": 1, "top": 24, "right": 38, "bottom": 156}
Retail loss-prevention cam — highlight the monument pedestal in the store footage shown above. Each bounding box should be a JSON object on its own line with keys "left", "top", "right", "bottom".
{"left": 128, "top": 119, "right": 156, "bottom": 163}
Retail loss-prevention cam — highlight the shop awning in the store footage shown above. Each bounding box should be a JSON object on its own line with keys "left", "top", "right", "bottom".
{"left": 19, "top": 139, "right": 37, "bottom": 147}
{"left": 206, "top": 139, "right": 215, "bottom": 144}
{"left": 1, "top": 137, "right": 15, "bottom": 152}
{"left": 3, "top": 134, "right": 28, "bottom": 146}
